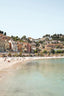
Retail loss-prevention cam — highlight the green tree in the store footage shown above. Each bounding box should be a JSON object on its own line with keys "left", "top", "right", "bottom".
{"left": 27, "top": 38, "right": 32, "bottom": 43}
{"left": 4, "top": 32, "right": 6, "bottom": 35}
{"left": 50, "top": 49, "right": 55, "bottom": 54}
{"left": 35, "top": 42, "right": 40, "bottom": 47}
{"left": 43, "top": 34, "right": 50, "bottom": 38}
{"left": 21, "top": 35, "right": 27, "bottom": 40}
{"left": 55, "top": 50, "right": 64, "bottom": 53}
{"left": 11, "top": 36, "right": 20, "bottom": 41}
{"left": 0, "top": 30, "right": 3, "bottom": 34}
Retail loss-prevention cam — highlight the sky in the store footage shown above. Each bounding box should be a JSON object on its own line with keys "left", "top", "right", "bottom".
{"left": 0, "top": 0, "right": 64, "bottom": 38}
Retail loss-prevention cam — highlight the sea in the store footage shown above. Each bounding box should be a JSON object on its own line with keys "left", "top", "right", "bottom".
{"left": 0, "top": 58, "right": 64, "bottom": 96}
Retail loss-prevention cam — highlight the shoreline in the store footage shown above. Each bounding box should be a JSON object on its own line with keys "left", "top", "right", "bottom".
{"left": 0, "top": 56, "right": 64, "bottom": 71}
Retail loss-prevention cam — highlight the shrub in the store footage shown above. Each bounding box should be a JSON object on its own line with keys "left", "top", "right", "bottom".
{"left": 14, "top": 53, "right": 18, "bottom": 57}
{"left": 43, "top": 50, "right": 47, "bottom": 54}
{"left": 55, "top": 50, "right": 64, "bottom": 53}
{"left": 19, "top": 52, "right": 22, "bottom": 57}
{"left": 8, "top": 53, "right": 11, "bottom": 57}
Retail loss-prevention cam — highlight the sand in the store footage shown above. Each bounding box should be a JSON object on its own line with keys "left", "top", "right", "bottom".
{"left": 0, "top": 56, "right": 64, "bottom": 71}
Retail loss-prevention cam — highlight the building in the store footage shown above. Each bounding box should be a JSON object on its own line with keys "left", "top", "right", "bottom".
{"left": 17, "top": 41, "right": 22, "bottom": 52}
{"left": 0, "top": 34, "right": 10, "bottom": 52}
{"left": 45, "top": 44, "right": 63, "bottom": 51}
{"left": 9, "top": 39, "right": 18, "bottom": 52}
{"left": 22, "top": 42, "right": 31, "bottom": 53}
{"left": 28, "top": 37, "right": 33, "bottom": 42}
{"left": 22, "top": 42, "right": 28, "bottom": 53}
{"left": 27, "top": 43, "right": 31, "bottom": 53}
{"left": 5, "top": 40, "right": 10, "bottom": 51}
{"left": 0, "top": 39, "right": 5, "bottom": 52}
{"left": 0, "top": 34, "right": 10, "bottom": 40}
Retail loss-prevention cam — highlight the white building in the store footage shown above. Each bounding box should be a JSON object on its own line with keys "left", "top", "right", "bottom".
{"left": 9, "top": 39, "right": 18, "bottom": 52}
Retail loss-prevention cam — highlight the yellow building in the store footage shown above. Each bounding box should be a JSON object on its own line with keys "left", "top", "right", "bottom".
{"left": 0, "top": 39, "right": 5, "bottom": 52}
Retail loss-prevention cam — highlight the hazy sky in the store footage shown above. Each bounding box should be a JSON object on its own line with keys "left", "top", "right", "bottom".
{"left": 0, "top": 0, "right": 64, "bottom": 38}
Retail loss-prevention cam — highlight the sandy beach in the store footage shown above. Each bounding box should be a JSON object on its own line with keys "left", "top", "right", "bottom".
{"left": 0, "top": 56, "right": 64, "bottom": 71}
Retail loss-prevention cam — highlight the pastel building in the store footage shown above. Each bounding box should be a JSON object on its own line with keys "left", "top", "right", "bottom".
{"left": 27, "top": 43, "right": 31, "bottom": 53}
{"left": 0, "top": 39, "right": 5, "bottom": 52}
{"left": 9, "top": 39, "right": 18, "bottom": 52}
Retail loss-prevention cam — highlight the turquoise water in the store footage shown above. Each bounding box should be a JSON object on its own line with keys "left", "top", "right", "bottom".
{"left": 0, "top": 58, "right": 64, "bottom": 96}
